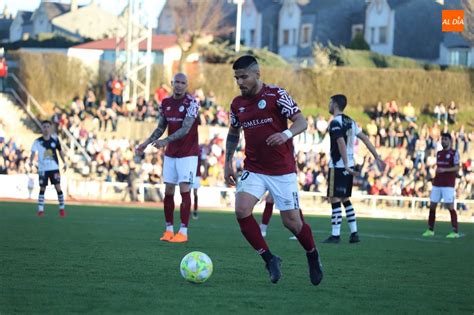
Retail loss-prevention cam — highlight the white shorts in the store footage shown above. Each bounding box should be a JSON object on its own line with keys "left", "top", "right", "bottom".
{"left": 163, "top": 155, "right": 198, "bottom": 185}
{"left": 192, "top": 176, "right": 201, "bottom": 189}
{"left": 430, "top": 186, "right": 455, "bottom": 204}
{"left": 236, "top": 170, "right": 299, "bottom": 211}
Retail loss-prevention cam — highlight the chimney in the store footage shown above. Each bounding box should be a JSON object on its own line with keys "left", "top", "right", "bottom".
{"left": 71, "top": 0, "right": 78, "bottom": 11}
{"left": 435, "top": 0, "right": 444, "bottom": 5}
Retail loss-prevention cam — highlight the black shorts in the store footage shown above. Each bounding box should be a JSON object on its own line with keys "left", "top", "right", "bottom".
{"left": 39, "top": 170, "right": 61, "bottom": 187}
{"left": 327, "top": 168, "right": 353, "bottom": 198}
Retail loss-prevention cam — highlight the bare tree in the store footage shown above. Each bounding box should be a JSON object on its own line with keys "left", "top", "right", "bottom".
{"left": 170, "top": 0, "right": 233, "bottom": 71}
{"left": 461, "top": 0, "right": 474, "bottom": 44}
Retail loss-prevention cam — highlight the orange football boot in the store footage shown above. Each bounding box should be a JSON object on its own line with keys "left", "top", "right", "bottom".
{"left": 160, "top": 231, "right": 174, "bottom": 241}
{"left": 169, "top": 232, "right": 188, "bottom": 243}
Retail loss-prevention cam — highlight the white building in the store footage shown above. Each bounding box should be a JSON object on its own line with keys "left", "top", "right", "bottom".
{"left": 10, "top": 0, "right": 128, "bottom": 42}
{"left": 364, "top": 0, "right": 472, "bottom": 67}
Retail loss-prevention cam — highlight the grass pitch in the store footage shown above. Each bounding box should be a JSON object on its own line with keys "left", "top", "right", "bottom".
{"left": 1, "top": 201, "right": 473, "bottom": 314}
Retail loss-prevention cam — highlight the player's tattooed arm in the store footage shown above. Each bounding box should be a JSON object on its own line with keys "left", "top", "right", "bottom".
{"left": 146, "top": 115, "right": 168, "bottom": 144}
{"left": 164, "top": 116, "right": 195, "bottom": 143}
{"left": 224, "top": 126, "right": 241, "bottom": 186}
{"left": 225, "top": 126, "right": 240, "bottom": 163}
{"left": 136, "top": 115, "right": 168, "bottom": 153}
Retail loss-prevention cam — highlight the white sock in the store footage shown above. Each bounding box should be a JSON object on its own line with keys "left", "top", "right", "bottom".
{"left": 331, "top": 203, "right": 342, "bottom": 236}
{"left": 260, "top": 224, "right": 268, "bottom": 233}
{"left": 179, "top": 226, "right": 188, "bottom": 236}
{"left": 166, "top": 225, "right": 174, "bottom": 233}
{"left": 344, "top": 204, "right": 358, "bottom": 233}
{"left": 38, "top": 194, "right": 45, "bottom": 212}
{"left": 349, "top": 221, "right": 358, "bottom": 234}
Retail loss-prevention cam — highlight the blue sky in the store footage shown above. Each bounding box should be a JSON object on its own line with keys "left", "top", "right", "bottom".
{"left": 1, "top": 0, "right": 166, "bottom": 27}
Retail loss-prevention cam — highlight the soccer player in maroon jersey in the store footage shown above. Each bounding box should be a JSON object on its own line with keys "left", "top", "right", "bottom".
{"left": 422, "top": 132, "right": 461, "bottom": 238}
{"left": 136, "top": 73, "right": 200, "bottom": 243}
{"left": 224, "top": 55, "right": 323, "bottom": 285}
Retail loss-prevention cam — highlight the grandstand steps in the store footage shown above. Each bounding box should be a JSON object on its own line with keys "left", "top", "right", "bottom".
{"left": 90, "top": 118, "right": 224, "bottom": 143}
{"left": 0, "top": 93, "right": 40, "bottom": 147}
{"left": 82, "top": 117, "right": 157, "bottom": 141}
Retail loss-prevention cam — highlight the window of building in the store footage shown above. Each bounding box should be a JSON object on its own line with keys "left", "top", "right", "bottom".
{"left": 379, "top": 26, "right": 387, "bottom": 44}
{"left": 370, "top": 27, "right": 375, "bottom": 44}
{"left": 301, "top": 24, "right": 312, "bottom": 46}
{"left": 450, "top": 49, "right": 469, "bottom": 66}
{"left": 292, "top": 29, "right": 296, "bottom": 45}
{"left": 250, "top": 29, "right": 255, "bottom": 46}
{"left": 282, "top": 29, "right": 289, "bottom": 45}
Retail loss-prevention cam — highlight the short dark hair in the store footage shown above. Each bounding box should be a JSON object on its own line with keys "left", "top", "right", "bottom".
{"left": 330, "top": 94, "right": 347, "bottom": 111}
{"left": 441, "top": 132, "right": 452, "bottom": 140}
{"left": 41, "top": 120, "right": 52, "bottom": 125}
{"left": 232, "top": 55, "right": 258, "bottom": 70}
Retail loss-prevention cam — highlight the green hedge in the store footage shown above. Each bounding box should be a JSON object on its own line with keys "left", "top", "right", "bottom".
{"left": 199, "top": 64, "right": 473, "bottom": 112}
{"left": 331, "top": 46, "right": 424, "bottom": 69}
{"left": 9, "top": 51, "right": 473, "bottom": 117}
{"left": 9, "top": 51, "right": 92, "bottom": 113}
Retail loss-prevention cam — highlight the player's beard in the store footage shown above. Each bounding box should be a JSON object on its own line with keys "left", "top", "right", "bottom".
{"left": 240, "top": 84, "right": 256, "bottom": 97}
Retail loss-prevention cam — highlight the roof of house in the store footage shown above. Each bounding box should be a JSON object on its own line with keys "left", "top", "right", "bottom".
{"left": 254, "top": 0, "right": 282, "bottom": 12}
{"left": 0, "top": 18, "right": 12, "bottom": 39}
{"left": 443, "top": 32, "right": 472, "bottom": 48}
{"left": 41, "top": 2, "right": 74, "bottom": 20}
{"left": 72, "top": 34, "right": 178, "bottom": 51}
{"left": 52, "top": 5, "right": 129, "bottom": 40}
{"left": 386, "top": 0, "right": 412, "bottom": 9}
{"left": 392, "top": 0, "right": 443, "bottom": 59}
{"left": 18, "top": 11, "right": 33, "bottom": 22}
{"left": 297, "top": 0, "right": 343, "bottom": 12}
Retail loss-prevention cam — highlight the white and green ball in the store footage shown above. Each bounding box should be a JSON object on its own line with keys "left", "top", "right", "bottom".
{"left": 180, "top": 251, "right": 213, "bottom": 284}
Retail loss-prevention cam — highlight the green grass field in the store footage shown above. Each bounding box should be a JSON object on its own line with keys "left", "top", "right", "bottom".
{"left": 1, "top": 201, "right": 473, "bottom": 314}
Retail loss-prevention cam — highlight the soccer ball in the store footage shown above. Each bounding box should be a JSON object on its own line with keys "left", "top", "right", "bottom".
{"left": 180, "top": 251, "right": 213, "bottom": 284}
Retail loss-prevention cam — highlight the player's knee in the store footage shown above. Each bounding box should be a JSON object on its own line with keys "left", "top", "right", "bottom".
{"left": 282, "top": 213, "right": 303, "bottom": 234}
{"left": 164, "top": 185, "right": 175, "bottom": 195}
{"left": 235, "top": 199, "right": 253, "bottom": 218}
{"left": 39, "top": 187, "right": 46, "bottom": 193}
{"left": 330, "top": 197, "right": 341, "bottom": 203}
{"left": 178, "top": 182, "right": 191, "bottom": 193}
{"left": 235, "top": 205, "right": 251, "bottom": 218}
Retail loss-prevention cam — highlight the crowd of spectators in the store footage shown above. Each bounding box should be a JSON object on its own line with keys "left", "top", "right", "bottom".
{"left": 2, "top": 90, "right": 473, "bottom": 208}
{"left": 0, "top": 120, "right": 30, "bottom": 175}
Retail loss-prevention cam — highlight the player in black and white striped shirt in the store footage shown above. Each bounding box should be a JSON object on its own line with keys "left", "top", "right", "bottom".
{"left": 324, "top": 95, "right": 385, "bottom": 244}
{"left": 29, "top": 120, "right": 68, "bottom": 217}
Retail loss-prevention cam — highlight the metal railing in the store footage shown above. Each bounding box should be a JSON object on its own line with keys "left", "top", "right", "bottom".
{"left": 6, "top": 73, "right": 91, "bottom": 163}
{"left": 6, "top": 88, "right": 43, "bottom": 131}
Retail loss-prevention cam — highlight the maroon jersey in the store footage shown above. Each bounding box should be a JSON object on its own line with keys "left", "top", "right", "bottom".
{"left": 433, "top": 149, "right": 459, "bottom": 187}
{"left": 230, "top": 84, "right": 300, "bottom": 175}
{"left": 160, "top": 93, "right": 200, "bottom": 158}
